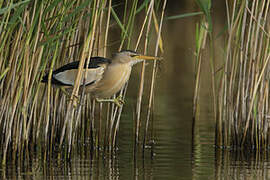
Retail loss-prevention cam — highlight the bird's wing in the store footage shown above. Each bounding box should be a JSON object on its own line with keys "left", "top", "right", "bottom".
{"left": 42, "top": 57, "right": 111, "bottom": 86}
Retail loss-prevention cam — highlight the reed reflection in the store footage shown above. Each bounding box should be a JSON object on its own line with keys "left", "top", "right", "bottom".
{"left": 215, "top": 150, "right": 270, "bottom": 180}
{"left": 0, "top": 147, "right": 159, "bottom": 180}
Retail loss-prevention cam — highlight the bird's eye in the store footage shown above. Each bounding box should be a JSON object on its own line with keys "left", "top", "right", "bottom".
{"left": 130, "top": 54, "right": 137, "bottom": 57}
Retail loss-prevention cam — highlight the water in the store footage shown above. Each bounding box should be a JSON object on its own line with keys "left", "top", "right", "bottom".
{"left": 4, "top": 80, "right": 270, "bottom": 180}
{"left": 2, "top": 72, "right": 270, "bottom": 179}
{"left": 3, "top": 90, "right": 270, "bottom": 180}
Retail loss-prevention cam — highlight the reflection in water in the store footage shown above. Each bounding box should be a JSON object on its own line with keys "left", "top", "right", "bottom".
{"left": 1, "top": 148, "right": 158, "bottom": 179}
{"left": 191, "top": 110, "right": 270, "bottom": 180}
{"left": 215, "top": 150, "right": 270, "bottom": 180}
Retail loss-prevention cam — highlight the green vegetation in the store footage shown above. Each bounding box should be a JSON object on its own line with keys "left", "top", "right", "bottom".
{"left": 194, "top": 0, "right": 270, "bottom": 150}
{"left": 0, "top": 0, "right": 165, "bottom": 163}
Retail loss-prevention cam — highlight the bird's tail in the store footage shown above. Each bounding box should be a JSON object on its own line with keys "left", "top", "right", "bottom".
{"left": 41, "top": 74, "right": 48, "bottom": 83}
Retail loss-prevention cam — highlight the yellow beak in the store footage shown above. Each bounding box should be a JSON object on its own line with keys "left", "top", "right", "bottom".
{"left": 135, "top": 55, "right": 162, "bottom": 60}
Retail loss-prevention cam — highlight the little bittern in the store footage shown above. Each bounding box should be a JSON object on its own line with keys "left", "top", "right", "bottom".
{"left": 42, "top": 50, "right": 160, "bottom": 106}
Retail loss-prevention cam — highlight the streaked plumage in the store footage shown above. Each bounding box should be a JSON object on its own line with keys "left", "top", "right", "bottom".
{"left": 42, "top": 50, "right": 159, "bottom": 102}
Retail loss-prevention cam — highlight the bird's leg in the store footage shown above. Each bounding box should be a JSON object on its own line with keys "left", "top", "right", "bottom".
{"left": 116, "top": 95, "right": 125, "bottom": 105}
{"left": 60, "top": 87, "right": 70, "bottom": 96}
{"left": 59, "top": 87, "right": 79, "bottom": 105}
{"left": 96, "top": 95, "right": 124, "bottom": 107}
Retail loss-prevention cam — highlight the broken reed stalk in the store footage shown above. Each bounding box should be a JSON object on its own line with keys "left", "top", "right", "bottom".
{"left": 215, "top": 0, "right": 270, "bottom": 149}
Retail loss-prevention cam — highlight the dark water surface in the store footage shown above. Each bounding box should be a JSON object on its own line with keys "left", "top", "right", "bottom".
{"left": 3, "top": 1, "right": 270, "bottom": 180}
{"left": 3, "top": 85, "right": 270, "bottom": 180}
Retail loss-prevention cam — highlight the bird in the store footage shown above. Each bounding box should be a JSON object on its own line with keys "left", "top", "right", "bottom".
{"left": 41, "top": 50, "right": 161, "bottom": 106}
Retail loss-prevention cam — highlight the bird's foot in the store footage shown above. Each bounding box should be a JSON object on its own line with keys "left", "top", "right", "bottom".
{"left": 96, "top": 95, "right": 124, "bottom": 107}
{"left": 114, "top": 95, "right": 125, "bottom": 107}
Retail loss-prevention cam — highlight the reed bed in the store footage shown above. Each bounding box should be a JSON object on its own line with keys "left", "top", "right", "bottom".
{"left": 194, "top": 0, "right": 270, "bottom": 149}
{"left": 0, "top": 0, "right": 164, "bottom": 163}
{"left": 217, "top": 0, "right": 270, "bottom": 149}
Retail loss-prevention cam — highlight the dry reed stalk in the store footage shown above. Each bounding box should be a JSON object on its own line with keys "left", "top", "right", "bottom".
{"left": 59, "top": 0, "right": 100, "bottom": 153}
{"left": 135, "top": 0, "right": 154, "bottom": 146}
{"left": 112, "top": 86, "right": 128, "bottom": 148}
{"left": 213, "top": 0, "right": 270, "bottom": 149}
{"left": 192, "top": 12, "right": 210, "bottom": 148}
{"left": 0, "top": 0, "right": 165, "bottom": 162}
{"left": 132, "top": 1, "right": 156, "bottom": 147}
{"left": 109, "top": 0, "right": 162, "bottom": 151}
{"left": 108, "top": 0, "right": 142, "bottom": 149}
{"left": 144, "top": 1, "right": 166, "bottom": 149}
{"left": 134, "top": 1, "right": 154, "bottom": 50}
{"left": 95, "top": 0, "right": 109, "bottom": 148}
{"left": 103, "top": 0, "right": 112, "bottom": 151}
{"left": 193, "top": 1, "right": 213, "bottom": 128}
{"left": 192, "top": 22, "right": 208, "bottom": 119}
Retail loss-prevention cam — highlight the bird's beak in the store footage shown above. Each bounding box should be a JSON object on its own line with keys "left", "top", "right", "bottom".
{"left": 134, "top": 55, "right": 162, "bottom": 60}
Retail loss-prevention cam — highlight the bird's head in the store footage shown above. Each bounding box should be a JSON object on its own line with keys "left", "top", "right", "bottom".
{"left": 112, "top": 50, "right": 161, "bottom": 65}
